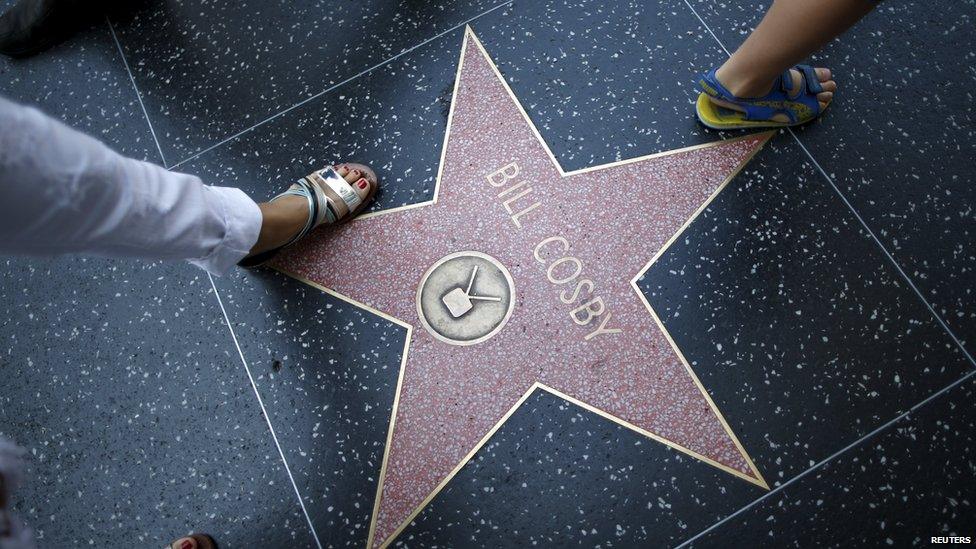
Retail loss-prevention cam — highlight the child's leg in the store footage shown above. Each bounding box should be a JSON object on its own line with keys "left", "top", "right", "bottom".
{"left": 715, "top": 0, "right": 875, "bottom": 98}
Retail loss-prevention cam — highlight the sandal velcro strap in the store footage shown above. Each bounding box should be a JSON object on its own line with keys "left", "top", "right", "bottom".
{"left": 780, "top": 69, "right": 795, "bottom": 93}
{"left": 797, "top": 64, "right": 824, "bottom": 94}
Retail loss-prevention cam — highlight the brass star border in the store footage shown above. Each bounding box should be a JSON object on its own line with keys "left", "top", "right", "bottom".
{"left": 273, "top": 26, "right": 773, "bottom": 548}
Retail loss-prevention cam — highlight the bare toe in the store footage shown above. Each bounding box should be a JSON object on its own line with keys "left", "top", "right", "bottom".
{"left": 813, "top": 69, "right": 835, "bottom": 109}
{"left": 350, "top": 177, "right": 370, "bottom": 200}
{"left": 342, "top": 166, "right": 363, "bottom": 185}
{"left": 345, "top": 163, "right": 377, "bottom": 186}
{"left": 335, "top": 162, "right": 377, "bottom": 208}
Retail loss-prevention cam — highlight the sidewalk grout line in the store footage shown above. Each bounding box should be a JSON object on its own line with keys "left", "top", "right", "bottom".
{"left": 111, "top": 10, "right": 347, "bottom": 545}
{"left": 168, "top": 0, "right": 513, "bottom": 170}
{"left": 677, "top": 0, "right": 976, "bottom": 543}
{"left": 673, "top": 368, "right": 976, "bottom": 548}
{"left": 107, "top": 17, "right": 168, "bottom": 168}
{"left": 207, "top": 273, "right": 324, "bottom": 549}
{"left": 787, "top": 130, "right": 976, "bottom": 369}
{"left": 682, "top": 0, "right": 732, "bottom": 56}
{"left": 108, "top": 5, "right": 515, "bottom": 545}
{"left": 680, "top": 0, "right": 974, "bottom": 369}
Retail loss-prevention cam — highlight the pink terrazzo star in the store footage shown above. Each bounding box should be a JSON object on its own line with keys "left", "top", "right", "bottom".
{"left": 276, "top": 27, "right": 772, "bottom": 548}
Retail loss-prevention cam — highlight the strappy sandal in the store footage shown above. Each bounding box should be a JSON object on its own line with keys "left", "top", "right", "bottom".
{"left": 239, "top": 163, "right": 379, "bottom": 268}
{"left": 167, "top": 534, "right": 217, "bottom": 549}
{"left": 695, "top": 64, "right": 828, "bottom": 130}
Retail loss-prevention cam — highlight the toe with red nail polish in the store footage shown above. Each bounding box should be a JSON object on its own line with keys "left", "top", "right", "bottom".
{"left": 357, "top": 178, "right": 369, "bottom": 190}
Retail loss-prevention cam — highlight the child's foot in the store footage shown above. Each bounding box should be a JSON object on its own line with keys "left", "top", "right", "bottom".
{"left": 710, "top": 65, "right": 836, "bottom": 123}
{"left": 696, "top": 63, "right": 836, "bottom": 129}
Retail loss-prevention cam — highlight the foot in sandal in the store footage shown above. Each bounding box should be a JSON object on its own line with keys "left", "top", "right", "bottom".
{"left": 240, "top": 163, "right": 379, "bottom": 267}
{"left": 168, "top": 533, "right": 217, "bottom": 549}
{"left": 696, "top": 64, "right": 836, "bottom": 130}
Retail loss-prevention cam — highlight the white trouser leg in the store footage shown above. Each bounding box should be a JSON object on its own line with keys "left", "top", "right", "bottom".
{"left": 0, "top": 96, "right": 262, "bottom": 275}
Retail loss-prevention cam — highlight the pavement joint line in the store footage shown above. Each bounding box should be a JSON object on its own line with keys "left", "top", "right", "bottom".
{"left": 673, "top": 368, "right": 976, "bottom": 548}
{"left": 168, "top": 1, "right": 514, "bottom": 170}
{"left": 681, "top": 0, "right": 974, "bottom": 369}
{"left": 107, "top": 16, "right": 168, "bottom": 168}
{"left": 208, "top": 273, "right": 325, "bottom": 549}
{"left": 106, "top": 2, "right": 975, "bottom": 544}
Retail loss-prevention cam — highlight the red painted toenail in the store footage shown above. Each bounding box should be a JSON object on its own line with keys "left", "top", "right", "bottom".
{"left": 357, "top": 178, "right": 368, "bottom": 189}
{"left": 180, "top": 541, "right": 194, "bottom": 549}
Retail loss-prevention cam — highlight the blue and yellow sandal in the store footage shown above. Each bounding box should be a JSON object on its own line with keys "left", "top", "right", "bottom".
{"left": 695, "top": 64, "right": 828, "bottom": 130}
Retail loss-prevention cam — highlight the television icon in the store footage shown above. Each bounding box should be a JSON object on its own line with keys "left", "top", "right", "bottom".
{"left": 441, "top": 266, "right": 502, "bottom": 318}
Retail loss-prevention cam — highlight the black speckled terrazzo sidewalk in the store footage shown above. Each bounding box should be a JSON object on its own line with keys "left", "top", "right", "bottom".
{"left": 1, "top": 0, "right": 973, "bottom": 547}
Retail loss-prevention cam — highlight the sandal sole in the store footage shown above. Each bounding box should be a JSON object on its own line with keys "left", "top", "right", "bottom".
{"left": 695, "top": 92, "right": 825, "bottom": 131}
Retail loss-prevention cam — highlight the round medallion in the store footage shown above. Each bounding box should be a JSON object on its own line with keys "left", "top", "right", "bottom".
{"left": 416, "top": 251, "right": 515, "bottom": 346}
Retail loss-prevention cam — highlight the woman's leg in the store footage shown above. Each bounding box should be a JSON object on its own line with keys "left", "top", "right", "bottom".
{"left": 0, "top": 96, "right": 318, "bottom": 275}
{"left": 0, "top": 96, "right": 263, "bottom": 274}
{"left": 710, "top": 0, "right": 876, "bottom": 120}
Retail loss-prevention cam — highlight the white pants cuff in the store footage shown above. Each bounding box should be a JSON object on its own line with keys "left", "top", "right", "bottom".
{"left": 189, "top": 186, "right": 263, "bottom": 276}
